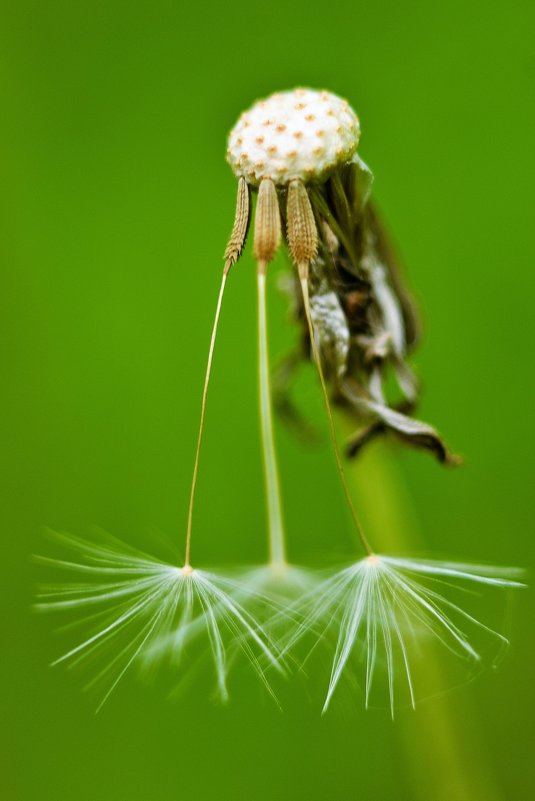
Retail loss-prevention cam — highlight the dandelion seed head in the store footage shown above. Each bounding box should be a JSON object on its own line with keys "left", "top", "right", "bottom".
{"left": 282, "top": 554, "right": 524, "bottom": 715}
{"left": 227, "top": 88, "right": 360, "bottom": 186}
{"left": 36, "top": 531, "right": 285, "bottom": 708}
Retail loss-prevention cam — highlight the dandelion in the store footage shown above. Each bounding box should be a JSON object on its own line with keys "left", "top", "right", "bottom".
{"left": 226, "top": 88, "right": 524, "bottom": 711}
{"left": 38, "top": 87, "right": 525, "bottom": 713}
{"left": 227, "top": 87, "right": 457, "bottom": 464}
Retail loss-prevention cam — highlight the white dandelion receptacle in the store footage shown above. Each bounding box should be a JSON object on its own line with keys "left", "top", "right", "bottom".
{"left": 227, "top": 88, "right": 360, "bottom": 185}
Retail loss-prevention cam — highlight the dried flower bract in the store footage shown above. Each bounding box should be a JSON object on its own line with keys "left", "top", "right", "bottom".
{"left": 226, "top": 86, "right": 457, "bottom": 464}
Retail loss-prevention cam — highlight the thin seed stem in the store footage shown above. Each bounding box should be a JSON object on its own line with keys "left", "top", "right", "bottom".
{"left": 257, "top": 261, "right": 286, "bottom": 566}
{"left": 184, "top": 263, "right": 231, "bottom": 567}
{"left": 299, "top": 271, "right": 373, "bottom": 557}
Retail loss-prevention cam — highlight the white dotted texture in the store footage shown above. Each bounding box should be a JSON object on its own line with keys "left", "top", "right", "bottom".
{"left": 227, "top": 88, "right": 360, "bottom": 186}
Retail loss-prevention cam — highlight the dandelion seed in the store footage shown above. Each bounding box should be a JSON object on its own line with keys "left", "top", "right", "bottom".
{"left": 282, "top": 555, "right": 525, "bottom": 715}
{"left": 36, "top": 531, "right": 284, "bottom": 708}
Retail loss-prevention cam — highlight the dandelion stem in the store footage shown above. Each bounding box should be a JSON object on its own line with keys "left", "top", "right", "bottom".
{"left": 185, "top": 263, "right": 231, "bottom": 567}
{"left": 299, "top": 271, "right": 373, "bottom": 557}
{"left": 349, "top": 443, "right": 502, "bottom": 801}
{"left": 257, "top": 261, "right": 286, "bottom": 566}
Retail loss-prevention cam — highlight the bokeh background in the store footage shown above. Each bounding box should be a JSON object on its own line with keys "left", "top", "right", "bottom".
{"left": 1, "top": 1, "right": 534, "bottom": 799}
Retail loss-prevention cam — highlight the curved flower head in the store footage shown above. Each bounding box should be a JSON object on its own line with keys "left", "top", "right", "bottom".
{"left": 223, "top": 87, "right": 457, "bottom": 465}
{"left": 282, "top": 554, "right": 525, "bottom": 716}
{"left": 35, "top": 530, "right": 284, "bottom": 710}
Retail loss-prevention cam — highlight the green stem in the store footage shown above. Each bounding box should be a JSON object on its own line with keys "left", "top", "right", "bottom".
{"left": 349, "top": 440, "right": 503, "bottom": 801}
{"left": 257, "top": 266, "right": 286, "bottom": 566}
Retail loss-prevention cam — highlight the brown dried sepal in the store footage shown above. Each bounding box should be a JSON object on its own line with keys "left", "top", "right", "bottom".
{"left": 286, "top": 180, "right": 318, "bottom": 279}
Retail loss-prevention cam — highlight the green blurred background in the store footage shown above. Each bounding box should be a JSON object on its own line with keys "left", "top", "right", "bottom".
{"left": 1, "top": 1, "right": 534, "bottom": 799}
